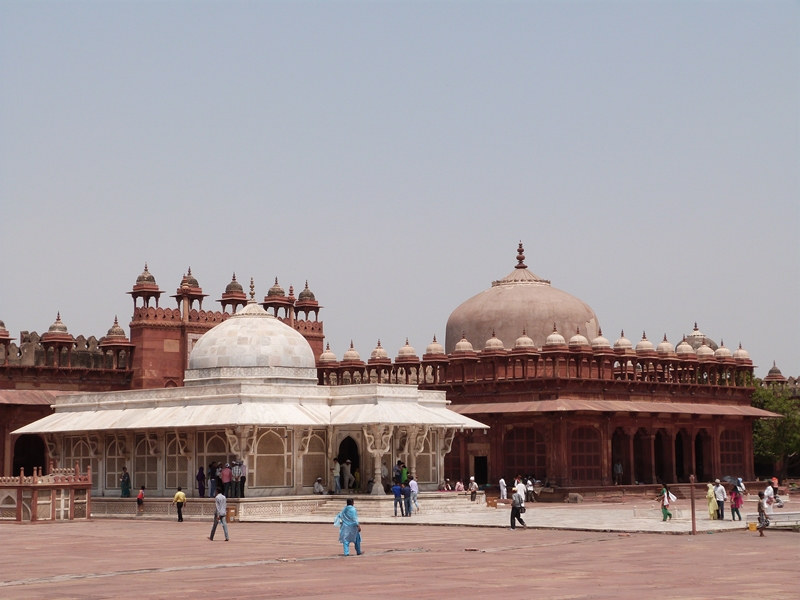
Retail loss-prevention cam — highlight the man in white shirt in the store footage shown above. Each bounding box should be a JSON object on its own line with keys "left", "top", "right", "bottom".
{"left": 331, "top": 458, "right": 341, "bottom": 494}
{"left": 514, "top": 476, "right": 527, "bottom": 505}
{"left": 208, "top": 487, "right": 229, "bottom": 541}
{"left": 713, "top": 479, "right": 727, "bottom": 520}
{"left": 313, "top": 477, "right": 325, "bottom": 495}
{"left": 499, "top": 477, "right": 507, "bottom": 500}
{"left": 408, "top": 476, "right": 420, "bottom": 513}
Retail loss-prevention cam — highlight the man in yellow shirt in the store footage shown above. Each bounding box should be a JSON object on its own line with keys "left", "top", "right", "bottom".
{"left": 173, "top": 487, "right": 187, "bottom": 522}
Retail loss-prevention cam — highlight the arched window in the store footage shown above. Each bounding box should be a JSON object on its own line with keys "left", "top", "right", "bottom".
{"left": 64, "top": 437, "right": 98, "bottom": 490}
{"left": 165, "top": 434, "right": 189, "bottom": 490}
{"left": 570, "top": 427, "right": 601, "bottom": 483}
{"left": 415, "top": 431, "right": 438, "bottom": 483}
{"left": 254, "top": 429, "right": 292, "bottom": 488}
{"left": 134, "top": 435, "right": 158, "bottom": 490}
{"left": 504, "top": 428, "right": 547, "bottom": 479}
{"left": 302, "top": 433, "right": 327, "bottom": 487}
{"left": 719, "top": 430, "right": 744, "bottom": 475}
{"left": 105, "top": 437, "right": 126, "bottom": 490}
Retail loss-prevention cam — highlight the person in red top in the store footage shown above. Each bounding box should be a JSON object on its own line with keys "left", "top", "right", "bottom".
{"left": 136, "top": 485, "right": 145, "bottom": 513}
{"left": 220, "top": 463, "right": 233, "bottom": 497}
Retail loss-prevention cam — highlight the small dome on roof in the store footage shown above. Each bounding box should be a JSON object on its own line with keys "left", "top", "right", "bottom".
{"left": 370, "top": 340, "right": 388, "bottom": 360}
{"left": 569, "top": 327, "right": 589, "bottom": 348}
{"left": 225, "top": 273, "right": 244, "bottom": 294}
{"left": 635, "top": 332, "right": 654, "bottom": 353}
{"left": 267, "top": 277, "right": 285, "bottom": 298}
{"left": 733, "top": 343, "right": 750, "bottom": 361}
{"left": 298, "top": 281, "right": 316, "bottom": 302}
{"left": 48, "top": 313, "right": 68, "bottom": 334}
{"left": 591, "top": 328, "right": 611, "bottom": 349}
{"left": 342, "top": 341, "right": 361, "bottom": 362}
{"left": 425, "top": 335, "right": 445, "bottom": 355}
{"left": 136, "top": 263, "right": 156, "bottom": 285}
{"left": 484, "top": 330, "right": 504, "bottom": 350}
{"left": 714, "top": 340, "right": 732, "bottom": 358}
{"left": 676, "top": 337, "right": 695, "bottom": 355}
{"left": 319, "top": 343, "right": 338, "bottom": 363}
{"left": 397, "top": 339, "right": 417, "bottom": 357}
{"left": 696, "top": 339, "right": 715, "bottom": 358}
{"left": 515, "top": 329, "right": 536, "bottom": 349}
{"left": 106, "top": 316, "right": 126, "bottom": 339}
{"left": 0, "top": 319, "right": 6, "bottom": 331}
{"left": 454, "top": 333, "right": 474, "bottom": 353}
{"left": 656, "top": 334, "right": 674, "bottom": 355}
{"left": 545, "top": 324, "right": 566, "bottom": 347}
{"left": 614, "top": 330, "right": 632, "bottom": 350}
{"left": 186, "top": 267, "right": 199, "bottom": 288}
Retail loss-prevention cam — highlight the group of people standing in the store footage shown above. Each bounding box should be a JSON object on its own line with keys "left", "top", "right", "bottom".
{"left": 330, "top": 458, "right": 361, "bottom": 494}
{"left": 197, "top": 460, "right": 247, "bottom": 499}
{"left": 391, "top": 476, "right": 420, "bottom": 516}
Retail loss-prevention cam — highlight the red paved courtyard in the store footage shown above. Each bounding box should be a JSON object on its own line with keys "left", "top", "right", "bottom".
{"left": 1, "top": 520, "right": 797, "bottom": 598}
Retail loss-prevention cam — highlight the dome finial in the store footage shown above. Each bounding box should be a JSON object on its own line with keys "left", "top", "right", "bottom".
{"left": 515, "top": 241, "right": 527, "bottom": 269}
{"left": 693, "top": 322, "right": 699, "bottom": 331}
{"left": 642, "top": 331, "right": 647, "bottom": 340}
{"left": 598, "top": 327, "right": 603, "bottom": 336}
{"left": 249, "top": 278, "right": 255, "bottom": 302}
{"left": 432, "top": 334, "right": 437, "bottom": 342}
{"left": 663, "top": 333, "right": 668, "bottom": 342}
{"left": 553, "top": 323, "right": 557, "bottom": 332}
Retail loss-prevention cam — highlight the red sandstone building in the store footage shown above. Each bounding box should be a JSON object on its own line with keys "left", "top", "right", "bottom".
{"left": 0, "top": 246, "right": 778, "bottom": 486}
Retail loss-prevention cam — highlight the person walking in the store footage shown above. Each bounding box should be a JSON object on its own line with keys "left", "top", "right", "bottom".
{"left": 408, "top": 476, "right": 420, "bottom": 513}
{"left": 763, "top": 481, "right": 775, "bottom": 516}
{"left": 331, "top": 458, "right": 341, "bottom": 494}
{"left": 730, "top": 486, "right": 744, "bottom": 521}
{"left": 514, "top": 476, "right": 527, "bottom": 503}
{"left": 209, "top": 487, "right": 229, "bottom": 541}
{"left": 207, "top": 463, "right": 216, "bottom": 499}
{"left": 468, "top": 476, "right": 479, "bottom": 502}
{"left": 713, "top": 479, "right": 727, "bottom": 520}
{"left": 119, "top": 467, "right": 131, "bottom": 498}
{"left": 196, "top": 467, "right": 206, "bottom": 499}
{"left": 756, "top": 491, "right": 769, "bottom": 536}
{"left": 136, "top": 485, "right": 145, "bottom": 514}
{"left": 173, "top": 487, "right": 186, "bottom": 522}
{"left": 659, "top": 484, "right": 673, "bottom": 522}
{"left": 510, "top": 487, "right": 526, "bottom": 530}
{"left": 391, "top": 481, "right": 404, "bottom": 516}
{"left": 706, "top": 483, "right": 718, "bottom": 519}
{"left": 498, "top": 477, "right": 507, "bottom": 500}
{"left": 335, "top": 498, "right": 362, "bottom": 556}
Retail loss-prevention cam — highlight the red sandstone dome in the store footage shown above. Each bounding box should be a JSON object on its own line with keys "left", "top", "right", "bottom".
{"left": 445, "top": 243, "right": 600, "bottom": 353}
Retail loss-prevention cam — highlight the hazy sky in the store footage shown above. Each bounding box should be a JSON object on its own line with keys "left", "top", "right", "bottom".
{"left": 1, "top": 1, "right": 797, "bottom": 377}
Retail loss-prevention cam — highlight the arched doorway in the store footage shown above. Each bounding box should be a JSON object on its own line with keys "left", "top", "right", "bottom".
{"left": 611, "top": 428, "right": 631, "bottom": 485}
{"left": 654, "top": 429, "right": 673, "bottom": 484}
{"left": 13, "top": 434, "right": 46, "bottom": 476}
{"left": 337, "top": 436, "right": 360, "bottom": 491}
{"left": 674, "top": 429, "right": 692, "bottom": 482}
{"left": 570, "top": 427, "right": 601, "bottom": 485}
{"left": 695, "top": 429, "right": 712, "bottom": 481}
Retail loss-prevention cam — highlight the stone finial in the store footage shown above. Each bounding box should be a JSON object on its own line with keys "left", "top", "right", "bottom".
{"left": 577, "top": 327, "right": 581, "bottom": 335}
{"left": 598, "top": 327, "right": 603, "bottom": 336}
{"left": 663, "top": 333, "right": 668, "bottom": 342}
{"left": 432, "top": 334, "right": 437, "bottom": 342}
{"left": 515, "top": 241, "right": 527, "bottom": 269}
{"left": 249, "top": 278, "right": 255, "bottom": 301}
{"left": 693, "top": 322, "right": 699, "bottom": 331}
{"left": 553, "top": 323, "right": 558, "bottom": 333}
{"left": 642, "top": 331, "right": 647, "bottom": 340}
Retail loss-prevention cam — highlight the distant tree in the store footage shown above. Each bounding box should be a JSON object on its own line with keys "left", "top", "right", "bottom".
{"left": 751, "top": 383, "right": 800, "bottom": 480}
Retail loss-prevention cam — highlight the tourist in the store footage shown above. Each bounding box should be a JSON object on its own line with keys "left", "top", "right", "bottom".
{"left": 314, "top": 477, "right": 325, "bottom": 495}
{"left": 207, "top": 463, "right": 216, "bottom": 499}
{"left": 232, "top": 461, "right": 243, "bottom": 498}
{"left": 514, "top": 476, "right": 526, "bottom": 502}
{"left": 498, "top": 476, "right": 507, "bottom": 500}
{"left": 402, "top": 481, "right": 412, "bottom": 516}
{"left": 763, "top": 480, "right": 775, "bottom": 516}
{"left": 381, "top": 461, "right": 389, "bottom": 490}
{"left": 438, "top": 479, "right": 452, "bottom": 491}
{"left": 454, "top": 479, "right": 464, "bottom": 492}
{"left": 353, "top": 468, "right": 361, "bottom": 492}
{"left": 713, "top": 479, "right": 727, "bottom": 520}
{"left": 196, "top": 466, "right": 206, "bottom": 498}
{"left": 510, "top": 487, "right": 526, "bottom": 530}
{"left": 613, "top": 460, "right": 624, "bottom": 485}
{"left": 335, "top": 498, "right": 362, "bottom": 556}
{"left": 391, "top": 480, "right": 404, "bottom": 516}
{"left": 331, "top": 458, "right": 341, "bottom": 494}
{"left": 393, "top": 460, "right": 402, "bottom": 483}
{"left": 408, "top": 476, "right": 420, "bottom": 513}
{"left": 756, "top": 491, "right": 769, "bottom": 536}
{"left": 658, "top": 484, "right": 672, "bottom": 522}
{"left": 730, "top": 486, "right": 744, "bottom": 521}
{"left": 706, "top": 483, "right": 718, "bottom": 519}
{"left": 342, "top": 459, "right": 353, "bottom": 491}
{"left": 209, "top": 487, "right": 229, "bottom": 542}
{"left": 173, "top": 486, "right": 186, "bottom": 522}
{"left": 119, "top": 467, "right": 131, "bottom": 498}
{"left": 239, "top": 459, "right": 247, "bottom": 498}
{"left": 137, "top": 485, "right": 145, "bottom": 513}
{"left": 526, "top": 477, "right": 535, "bottom": 503}
{"left": 221, "top": 463, "right": 233, "bottom": 498}
{"left": 468, "top": 476, "right": 479, "bottom": 502}
{"left": 400, "top": 462, "right": 409, "bottom": 484}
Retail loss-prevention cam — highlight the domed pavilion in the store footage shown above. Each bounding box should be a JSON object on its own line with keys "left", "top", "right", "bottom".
{"left": 16, "top": 282, "right": 485, "bottom": 502}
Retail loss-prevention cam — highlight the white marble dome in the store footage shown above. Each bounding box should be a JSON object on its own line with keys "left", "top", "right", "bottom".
{"left": 591, "top": 329, "right": 611, "bottom": 350}
{"left": 635, "top": 332, "right": 655, "bottom": 353}
{"left": 656, "top": 335, "right": 675, "bottom": 355}
{"left": 185, "top": 301, "right": 317, "bottom": 385}
{"left": 514, "top": 330, "right": 536, "bottom": 349}
{"left": 614, "top": 331, "right": 632, "bottom": 350}
{"left": 545, "top": 325, "right": 566, "bottom": 347}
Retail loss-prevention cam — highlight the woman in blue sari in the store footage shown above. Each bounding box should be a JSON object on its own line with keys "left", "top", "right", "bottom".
{"left": 334, "top": 498, "right": 362, "bottom": 556}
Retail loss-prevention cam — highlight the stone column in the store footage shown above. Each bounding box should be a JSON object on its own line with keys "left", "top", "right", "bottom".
{"left": 362, "top": 424, "right": 393, "bottom": 495}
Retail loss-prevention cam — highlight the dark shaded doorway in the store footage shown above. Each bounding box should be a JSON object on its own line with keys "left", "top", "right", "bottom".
{"left": 13, "top": 434, "right": 46, "bottom": 476}
{"left": 654, "top": 429, "right": 673, "bottom": 484}
{"left": 337, "top": 436, "right": 359, "bottom": 490}
{"left": 695, "top": 430, "right": 712, "bottom": 481}
{"left": 611, "top": 428, "right": 631, "bottom": 485}
{"left": 474, "top": 456, "right": 488, "bottom": 485}
{"left": 633, "top": 428, "right": 650, "bottom": 484}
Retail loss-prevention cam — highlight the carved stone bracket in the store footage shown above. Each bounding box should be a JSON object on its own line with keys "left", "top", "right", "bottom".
{"left": 114, "top": 433, "right": 131, "bottom": 459}
{"left": 45, "top": 433, "right": 62, "bottom": 463}
{"left": 439, "top": 427, "right": 456, "bottom": 455}
{"left": 146, "top": 432, "right": 160, "bottom": 456}
{"left": 174, "top": 431, "right": 192, "bottom": 457}
{"left": 362, "top": 424, "right": 393, "bottom": 457}
{"left": 225, "top": 428, "right": 241, "bottom": 456}
{"left": 412, "top": 424, "right": 430, "bottom": 455}
{"left": 298, "top": 428, "right": 314, "bottom": 456}
{"left": 226, "top": 426, "right": 255, "bottom": 459}
{"left": 87, "top": 433, "right": 101, "bottom": 458}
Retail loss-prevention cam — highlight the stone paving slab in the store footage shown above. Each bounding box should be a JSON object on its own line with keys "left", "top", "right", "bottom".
{"left": 0, "top": 519, "right": 797, "bottom": 599}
